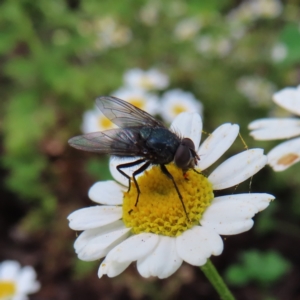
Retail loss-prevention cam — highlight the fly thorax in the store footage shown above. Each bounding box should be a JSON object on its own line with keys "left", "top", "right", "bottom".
{"left": 139, "top": 127, "right": 152, "bottom": 140}
{"left": 141, "top": 128, "right": 180, "bottom": 163}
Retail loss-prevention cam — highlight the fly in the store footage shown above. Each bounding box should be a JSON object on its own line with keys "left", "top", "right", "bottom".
{"left": 68, "top": 96, "right": 200, "bottom": 218}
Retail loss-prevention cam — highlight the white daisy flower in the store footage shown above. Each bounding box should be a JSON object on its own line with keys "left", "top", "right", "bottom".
{"left": 160, "top": 89, "right": 203, "bottom": 123}
{"left": 174, "top": 18, "right": 202, "bottom": 41}
{"left": 94, "top": 17, "right": 132, "bottom": 50}
{"left": 195, "top": 36, "right": 232, "bottom": 58}
{"left": 227, "top": 0, "right": 282, "bottom": 24}
{"left": 138, "top": 2, "right": 160, "bottom": 26}
{"left": 271, "top": 43, "right": 288, "bottom": 63}
{"left": 81, "top": 88, "right": 159, "bottom": 134}
{"left": 68, "top": 112, "right": 273, "bottom": 279}
{"left": 236, "top": 75, "right": 277, "bottom": 107}
{"left": 112, "top": 87, "right": 160, "bottom": 116}
{"left": 123, "top": 68, "right": 169, "bottom": 91}
{"left": 0, "top": 260, "right": 40, "bottom": 300}
{"left": 81, "top": 106, "right": 116, "bottom": 134}
{"left": 249, "top": 85, "right": 300, "bottom": 171}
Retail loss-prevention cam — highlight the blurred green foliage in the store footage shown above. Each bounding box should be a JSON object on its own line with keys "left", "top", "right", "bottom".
{"left": 1, "top": 0, "right": 300, "bottom": 293}
{"left": 225, "top": 250, "right": 291, "bottom": 286}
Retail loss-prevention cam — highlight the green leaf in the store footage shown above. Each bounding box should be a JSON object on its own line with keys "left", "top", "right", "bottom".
{"left": 225, "top": 250, "right": 291, "bottom": 287}
{"left": 73, "top": 259, "right": 98, "bottom": 279}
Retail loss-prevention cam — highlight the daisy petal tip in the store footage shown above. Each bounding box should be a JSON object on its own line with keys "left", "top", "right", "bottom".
{"left": 230, "top": 123, "right": 240, "bottom": 132}
{"left": 97, "top": 264, "right": 106, "bottom": 278}
{"left": 257, "top": 194, "right": 275, "bottom": 210}
{"left": 88, "top": 180, "right": 124, "bottom": 205}
{"left": 197, "top": 123, "right": 240, "bottom": 170}
{"left": 209, "top": 148, "right": 268, "bottom": 189}
{"left": 248, "top": 120, "right": 260, "bottom": 130}
{"left": 170, "top": 112, "right": 202, "bottom": 147}
{"left": 248, "top": 131, "right": 261, "bottom": 140}
{"left": 268, "top": 146, "right": 300, "bottom": 171}
{"left": 176, "top": 227, "right": 223, "bottom": 266}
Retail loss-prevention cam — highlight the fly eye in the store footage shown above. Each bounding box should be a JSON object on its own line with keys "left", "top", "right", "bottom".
{"left": 181, "top": 138, "right": 195, "bottom": 151}
{"left": 174, "top": 138, "right": 196, "bottom": 170}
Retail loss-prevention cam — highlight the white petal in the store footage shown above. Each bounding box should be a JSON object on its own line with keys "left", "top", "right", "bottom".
{"left": 0, "top": 262, "right": 17, "bottom": 279}
{"left": 249, "top": 118, "right": 300, "bottom": 140}
{"left": 0, "top": 260, "right": 20, "bottom": 280}
{"left": 105, "top": 233, "right": 159, "bottom": 263}
{"left": 198, "top": 123, "right": 239, "bottom": 170}
{"left": 170, "top": 112, "right": 203, "bottom": 148}
{"left": 113, "top": 87, "right": 160, "bottom": 116}
{"left": 209, "top": 149, "right": 267, "bottom": 190}
{"left": 267, "top": 137, "right": 300, "bottom": 171}
{"left": 109, "top": 157, "right": 144, "bottom": 186}
{"left": 15, "top": 295, "right": 35, "bottom": 300}
{"left": 201, "top": 193, "right": 274, "bottom": 235}
{"left": 273, "top": 86, "right": 300, "bottom": 115}
{"left": 68, "top": 206, "right": 122, "bottom": 230}
{"left": 74, "top": 220, "right": 131, "bottom": 261}
{"left": 10, "top": 296, "right": 26, "bottom": 300}
{"left": 176, "top": 226, "right": 223, "bottom": 266}
{"left": 137, "top": 236, "right": 183, "bottom": 279}
{"left": 88, "top": 181, "right": 125, "bottom": 205}
{"left": 81, "top": 110, "right": 99, "bottom": 134}
{"left": 16, "top": 266, "right": 40, "bottom": 294}
{"left": 161, "top": 90, "right": 203, "bottom": 123}
{"left": 98, "top": 257, "right": 131, "bottom": 278}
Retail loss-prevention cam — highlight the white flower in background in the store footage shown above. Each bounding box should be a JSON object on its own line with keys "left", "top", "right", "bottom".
{"left": 81, "top": 88, "right": 160, "bottom": 134}
{"left": 123, "top": 68, "right": 169, "bottom": 91}
{"left": 227, "top": 0, "right": 282, "bottom": 24}
{"left": 113, "top": 87, "right": 160, "bottom": 116}
{"left": 174, "top": 18, "right": 201, "bottom": 41}
{"left": 138, "top": 2, "right": 160, "bottom": 26}
{"left": 249, "top": 85, "right": 300, "bottom": 171}
{"left": 195, "top": 36, "right": 232, "bottom": 57}
{"left": 251, "top": 0, "right": 282, "bottom": 18}
{"left": 68, "top": 112, "right": 273, "bottom": 279}
{"left": 195, "top": 35, "right": 214, "bottom": 53}
{"left": 236, "top": 76, "right": 277, "bottom": 107}
{"left": 81, "top": 106, "right": 116, "bottom": 134}
{"left": 271, "top": 43, "right": 288, "bottom": 63}
{"left": 0, "top": 260, "right": 40, "bottom": 300}
{"left": 94, "top": 16, "right": 132, "bottom": 50}
{"left": 226, "top": 0, "right": 282, "bottom": 40}
{"left": 160, "top": 89, "right": 203, "bottom": 123}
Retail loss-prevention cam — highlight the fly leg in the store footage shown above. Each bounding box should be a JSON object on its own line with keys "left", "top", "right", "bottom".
{"left": 160, "top": 164, "right": 190, "bottom": 221}
{"left": 117, "top": 159, "right": 151, "bottom": 213}
{"left": 132, "top": 161, "right": 151, "bottom": 206}
{"left": 117, "top": 158, "right": 147, "bottom": 192}
{"left": 192, "top": 168, "right": 201, "bottom": 175}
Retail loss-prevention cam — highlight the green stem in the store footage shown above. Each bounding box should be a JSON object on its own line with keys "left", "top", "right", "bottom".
{"left": 200, "top": 259, "right": 235, "bottom": 300}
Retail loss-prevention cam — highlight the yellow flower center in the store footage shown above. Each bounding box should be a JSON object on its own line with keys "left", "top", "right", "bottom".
{"left": 172, "top": 104, "right": 187, "bottom": 115}
{"left": 139, "top": 76, "right": 154, "bottom": 89}
{"left": 0, "top": 281, "right": 16, "bottom": 299}
{"left": 98, "top": 116, "right": 114, "bottom": 129}
{"left": 122, "top": 164, "right": 214, "bottom": 237}
{"left": 128, "top": 97, "right": 145, "bottom": 109}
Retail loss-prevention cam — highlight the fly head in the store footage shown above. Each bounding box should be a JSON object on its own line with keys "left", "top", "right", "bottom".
{"left": 174, "top": 138, "right": 199, "bottom": 171}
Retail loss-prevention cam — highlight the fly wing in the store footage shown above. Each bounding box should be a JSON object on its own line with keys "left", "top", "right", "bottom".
{"left": 96, "top": 96, "right": 166, "bottom": 128}
{"left": 68, "top": 128, "right": 143, "bottom": 156}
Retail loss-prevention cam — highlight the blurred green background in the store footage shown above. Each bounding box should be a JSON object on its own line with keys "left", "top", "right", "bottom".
{"left": 1, "top": 0, "right": 300, "bottom": 299}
